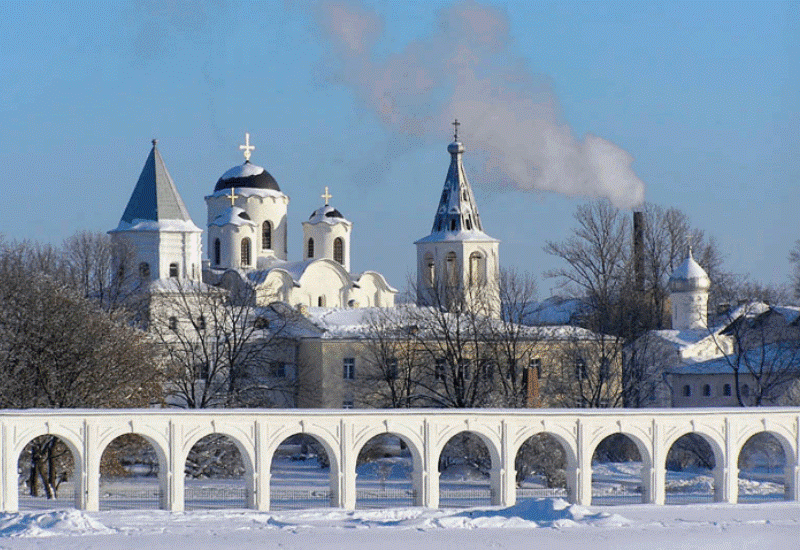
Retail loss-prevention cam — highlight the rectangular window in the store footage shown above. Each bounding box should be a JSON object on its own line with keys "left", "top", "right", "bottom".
{"left": 342, "top": 400, "right": 354, "bottom": 409}
{"left": 575, "top": 357, "right": 588, "bottom": 380}
{"left": 435, "top": 358, "right": 446, "bottom": 381}
{"left": 460, "top": 360, "right": 471, "bottom": 380}
{"left": 270, "top": 362, "right": 286, "bottom": 378}
{"left": 343, "top": 357, "right": 355, "bottom": 380}
{"left": 386, "top": 358, "right": 398, "bottom": 380}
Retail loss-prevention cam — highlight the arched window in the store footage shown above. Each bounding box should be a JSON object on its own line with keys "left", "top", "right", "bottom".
{"left": 169, "top": 263, "right": 179, "bottom": 278}
{"left": 318, "top": 296, "right": 326, "bottom": 307}
{"left": 307, "top": 238, "right": 314, "bottom": 259}
{"left": 469, "top": 252, "right": 484, "bottom": 286}
{"left": 424, "top": 253, "right": 435, "bottom": 287}
{"left": 723, "top": 383, "right": 732, "bottom": 396}
{"left": 262, "top": 221, "right": 272, "bottom": 250}
{"left": 682, "top": 385, "right": 692, "bottom": 397}
{"left": 702, "top": 384, "right": 711, "bottom": 397}
{"left": 333, "top": 237, "right": 344, "bottom": 265}
{"left": 139, "top": 262, "right": 150, "bottom": 279}
{"left": 213, "top": 239, "right": 221, "bottom": 266}
{"left": 742, "top": 384, "right": 750, "bottom": 397}
{"left": 241, "top": 238, "right": 251, "bottom": 266}
{"left": 446, "top": 251, "right": 457, "bottom": 285}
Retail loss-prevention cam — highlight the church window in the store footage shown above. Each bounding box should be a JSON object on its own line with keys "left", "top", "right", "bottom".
{"left": 196, "top": 316, "right": 206, "bottom": 331}
{"left": 742, "top": 384, "right": 750, "bottom": 397}
{"left": 139, "top": 262, "right": 150, "bottom": 279}
{"left": 318, "top": 296, "right": 326, "bottom": 307}
{"left": 168, "top": 317, "right": 178, "bottom": 331}
{"left": 307, "top": 238, "right": 314, "bottom": 259}
{"left": 446, "top": 252, "right": 457, "bottom": 286}
{"left": 342, "top": 400, "right": 354, "bottom": 409}
{"left": 241, "top": 238, "right": 251, "bottom": 266}
{"left": 343, "top": 358, "right": 355, "bottom": 380}
{"left": 682, "top": 385, "right": 692, "bottom": 397}
{"left": 702, "top": 384, "right": 711, "bottom": 397}
{"left": 469, "top": 252, "right": 484, "bottom": 286}
{"left": 723, "top": 383, "right": 732, "bottom": 396}
{"left": 424, "top": 253, "right": 435, "bottom": 287}
{"left": 465, "top": 218, "right": 472, "bottom": 230}
{"left": 214, "top": 239, "right": 221, "bottom": 266}
{"left": 334, "top": 237, "right": 344, "bottom": 265}
{"left": 450, "top": 219, "right": 457, "bottom": 231}
{"left": 169, "top": 263, "right": 179, "bottom": 278}
{"left": 459, "top": 360, "right": 471, "bottom": 380}
{"left": 262, "top": 221, "right": 272, "bottom": 250}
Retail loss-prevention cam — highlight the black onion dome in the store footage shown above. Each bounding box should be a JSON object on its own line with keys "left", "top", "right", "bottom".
{"left": 308, "top": 205, "right": 345, "bottom": 222}
{"left": 213, "top": 161, "right": 281, "bottom": 192}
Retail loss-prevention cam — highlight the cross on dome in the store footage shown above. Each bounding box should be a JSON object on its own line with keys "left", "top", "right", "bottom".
{"left": 452, "top": 119, "right": 460, "bottom": 141}
{"left": 321, "top": 186, "right": 332, "bottom": 206}
{"left": 226, "top": 187, "right": 239, "bottom": 207}
{"left": 239, "top": 132, "right": 255, "bottom": 162}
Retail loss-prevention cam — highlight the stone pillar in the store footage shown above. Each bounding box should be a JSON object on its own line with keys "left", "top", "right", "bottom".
{"left": 716, "top": 418, "right": 738, "bottom": 503}
{"left": 1, "top": 423, "right": 17, "bottom": 512}
{"left": 492, "top": 421, "right": 516, "bottom": 507}
{"left": 573, "top": 420, "right": 592, "bottom": 505}
{"left": 419, "top": 420, "right": 440, "bottom": 508}
{"left": 644, "top": 421, "right": 666, "bottom": 505}
{"left": 83, "top": 421, "right": 99, "bottom": 512}
{"left": 784, "top": 465, "right": 799, "bottom": 501}
{"left": 337, "top": 419, "right": 356, "bottom": 510}
{"left": 166, "top": 421, "right": 185, "bottom": 512}
{"left": 253, "top": 421, "right": 269, "bottom": 511}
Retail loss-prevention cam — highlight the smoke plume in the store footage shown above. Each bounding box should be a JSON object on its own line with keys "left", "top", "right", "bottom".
{"left": 315, "top": 0, "right": 645, "bottom": 208}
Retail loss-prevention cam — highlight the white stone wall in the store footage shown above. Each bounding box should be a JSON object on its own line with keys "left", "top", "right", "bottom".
{"left": 3, "top": 408, "right": 799, "bottom": 512}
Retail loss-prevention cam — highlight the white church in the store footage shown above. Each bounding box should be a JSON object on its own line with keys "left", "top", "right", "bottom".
{"left": 111, "top": 125, "right": 501, "bottom": 315}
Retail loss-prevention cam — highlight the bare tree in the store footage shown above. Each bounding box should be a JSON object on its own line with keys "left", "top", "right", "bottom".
{"left": 148, "top": 279, "right": 299, "bottom": 408}
{"left": 61, "top": 230, "right": 139, "bottom": 310}
{"left": 711, "top": 304, "right": 800, "bottom": 406}
{"left": 0, "top": 238, "right": 162, "bottom": 497}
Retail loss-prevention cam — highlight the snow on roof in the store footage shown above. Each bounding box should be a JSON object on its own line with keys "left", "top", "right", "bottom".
{"left": 111, "top": 218, "right": 201, "bottom": 233}
{"left": 526, "top": 296, "right": 588, "bottom": 325}
{"left": 302, "top": 305, "right": 600, "bottom": 340}
{"left": 414, "top": 229, "right": 499, "bottom": 244}
{"left": 205, "top": 187, "right": 286, "bottom": 201}
{"left": 306, "top": 205, "right": 351, "bottom": 225}
{"left": 668, "top": 341, "right": 800, "bottom": 375}
{"left": 220, "top": 162, "right": 265, "bottom": 180}
{"left": 209, "top": 206, "right": 256, "bottom": 227}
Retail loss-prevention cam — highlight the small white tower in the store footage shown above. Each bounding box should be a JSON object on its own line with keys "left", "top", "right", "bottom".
{"left": 668, "top": 246, "right": 710, "bottom": 330}
{"left": 414, "top": 121, "right": 500, "bottom": 316}
{"left": 302, "top": 187, "right": 353, "bottom": 272}
{"left": 205, "top": 133, "right": 289, "bottom": 271}
{"left": 110, "top": 139, "right": 202, "bottom": 283}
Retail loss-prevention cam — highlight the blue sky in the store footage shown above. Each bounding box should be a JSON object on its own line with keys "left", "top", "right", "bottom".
{"left": 1, "top": 1, "right": 797, "bottom": 297}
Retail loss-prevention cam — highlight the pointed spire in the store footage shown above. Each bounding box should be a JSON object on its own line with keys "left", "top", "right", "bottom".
{"left": 117, "top": 140, "right": 195, "bottom": 227}
{"left": 429, "top": 122, "right": 483, "bottom": 234}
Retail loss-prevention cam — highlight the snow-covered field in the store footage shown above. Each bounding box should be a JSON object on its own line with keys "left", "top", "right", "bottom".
{"left": 4, "top": 458, "right": 797, "bottom": 549}
{"left": 0, "top": 499, "right": 798, "bottom": 549}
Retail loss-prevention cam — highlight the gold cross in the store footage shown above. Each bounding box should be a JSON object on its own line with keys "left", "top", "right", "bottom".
{"left": 226, "top": 187, "right": 239, "bottom": 207}
{"left": 452, "top": 119, "right": 460, "bottom": 140}
{"left": 239, "top": 132, "right": 255, "bottom": 162}
{"left": 321, "top": 186, "right": 332, "bottom": 206}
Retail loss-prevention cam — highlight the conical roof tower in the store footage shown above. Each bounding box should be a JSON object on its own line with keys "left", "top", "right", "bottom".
{"left": 415, "top": 121, "right": 500, "bottom": 316}
{"left": 111, "top": 140, "right": 202, "bottom": 282}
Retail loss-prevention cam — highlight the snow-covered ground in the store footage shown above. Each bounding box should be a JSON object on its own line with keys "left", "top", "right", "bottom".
{"left": 5, "top": 458, "right": 797, "bottom": 549}
{"left": 0, "top": 499, "right": 798, "bottom": 549}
